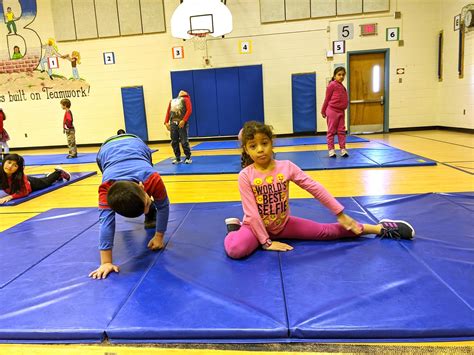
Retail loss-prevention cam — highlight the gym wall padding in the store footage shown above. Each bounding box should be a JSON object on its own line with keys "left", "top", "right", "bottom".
{"left": 121, "top": 86, "right": 148, "bottom": 141}
{"left": 292, "top": 73, "right": 316, "bottom": 133}
{"left": 170, "top": 65, "right": 264, "bottom": 137}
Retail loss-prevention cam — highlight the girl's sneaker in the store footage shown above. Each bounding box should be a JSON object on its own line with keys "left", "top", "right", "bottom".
{"left": 328, "top": 149, "right": 336, "bottom": 158}
{"left": 340, "top": 149, "right": 349, "bottom": 157}
{"left": 378, "top": 219, "right": 415, "bottom": 240}
{"left": 225, "top": 218, "right": 241, "bottom": 234}
{"left": 54, "top": 166, "right": 71, "bottom": 181}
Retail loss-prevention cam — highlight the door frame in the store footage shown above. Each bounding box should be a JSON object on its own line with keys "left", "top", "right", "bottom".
{"left": 347, "top": 48, "right": 390, "bottom": 133}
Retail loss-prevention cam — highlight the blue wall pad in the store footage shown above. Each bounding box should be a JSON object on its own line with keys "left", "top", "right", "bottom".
{"left": 0, "top": 172, "right": 97, "bottom": 206}
{"left": 154, "top": 148, "right": 436, "bottom": 175}
{"left": 0, "top": 193, "right": 472, "bottom": 343}
{"left": 292, "top": 73, "right": 317, "bottom": 133}
{"left": 0, "top": 205, "right": 193, "bottom": 343}
{"left": 193, "top": 135, "right": 369, "bottom": 151}
{"left": 107, "top": 202, "right": 289, "bottom": 342}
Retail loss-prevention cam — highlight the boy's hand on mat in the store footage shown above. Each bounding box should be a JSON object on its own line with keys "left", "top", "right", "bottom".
{"left": 337, "top": 213, "right": 362, "bottom": 235}
{"left": 265, "top": 241, "right": 293, "bottom": 252}
{"left": 88, "top": 263, "right": 120, "bottom": 279}
{"left": 148, "top": 233, "right": 164, "bottom": 250}
{"left": 0, "top": 195, "right": 13, "bottom": 204}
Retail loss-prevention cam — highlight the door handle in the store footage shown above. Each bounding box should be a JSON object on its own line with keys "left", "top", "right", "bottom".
{"left": 350, "top": 99, "right": 382, "bottom": 104}
{"left": 380, "top": 96, "right": 384, "bottom": 105}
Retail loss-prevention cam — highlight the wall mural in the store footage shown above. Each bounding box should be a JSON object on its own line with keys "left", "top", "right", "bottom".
{"left": 0, "top": 0, "right": 90, "bottom": 104}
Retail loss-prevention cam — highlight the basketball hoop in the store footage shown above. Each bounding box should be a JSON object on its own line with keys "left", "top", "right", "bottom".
{"left": 188, "top": 29, "right": 210, "bottom": 51}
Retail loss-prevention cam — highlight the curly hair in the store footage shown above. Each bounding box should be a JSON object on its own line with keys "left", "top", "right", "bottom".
{"left": 240, "top": 121, "right": 274, "bottom": 168}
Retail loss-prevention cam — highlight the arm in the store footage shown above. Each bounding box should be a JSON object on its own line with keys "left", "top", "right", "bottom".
{"left": 321, "top": 83, "right": 335, "bottom": 117}
{"left": 6, "top": 175, "right": 32, "bottom": 200}
{"left": 238, "top": 172, "right": 271, "bottom": 245}
{"left": 181, "top": 96, "right": 192, "bottom": 123}
{"left": 145, "top": 173, "right": 169, "bottom": 250}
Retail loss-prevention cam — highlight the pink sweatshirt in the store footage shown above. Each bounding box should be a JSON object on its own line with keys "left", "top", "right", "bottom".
{"left": 238, "top": 160, "right": 344, "bottom": 244}
{"left": 321, "top": 80, "right": 348, "bottom": 116}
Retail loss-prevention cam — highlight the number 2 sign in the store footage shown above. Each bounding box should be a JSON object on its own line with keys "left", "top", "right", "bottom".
{"left": 103, "top": 52, "right": 115, "bottom": 65}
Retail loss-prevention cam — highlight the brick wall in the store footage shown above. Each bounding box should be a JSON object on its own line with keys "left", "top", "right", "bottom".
{"left": 0, "top": 55, "right": 40, "bottom": 74}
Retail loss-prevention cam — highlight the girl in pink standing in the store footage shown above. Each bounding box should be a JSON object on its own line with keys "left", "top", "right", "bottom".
{"left": 321, "top": 67, "right": 349, "bottom": 158}
{"left": 224, "top": 121, "right": 414, "bottom": 259}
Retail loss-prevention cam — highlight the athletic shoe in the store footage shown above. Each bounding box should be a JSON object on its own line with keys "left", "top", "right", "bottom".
{"left": 172, "top": 158, "right": 181, "bottom": 164}
{"left": 184, "top": 158, "right": 192, "bottom": 164}
{"left": 328, "top": 149, "right": 336, "bottom": 158}
{"left": 340, "top": 149, "right": 349, "bottom": 157}
{"left": 225, "top": 217, "right": 241, "bottom": 234}
{"left": 378, "top": 219, "right": 415, "bottom": 240}
{"left": 54, "top": 166, "right": 71, "bottom": 181}
{"left": 66, "top": 154, "right": 77, "bottom": 159}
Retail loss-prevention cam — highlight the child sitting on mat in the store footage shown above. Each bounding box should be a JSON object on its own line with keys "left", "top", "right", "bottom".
{"left": 89, "top": 133, "right": 169, "bottom": 280}
{"left": 0, "top": 153, "right": 70, "bottom": 204}
{"left": 224, "top": 121, "right": 414, "bottom": 259}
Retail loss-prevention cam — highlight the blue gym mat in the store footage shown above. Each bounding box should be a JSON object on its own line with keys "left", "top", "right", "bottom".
{"left": 0, "top": 172, "right": 97, "bottom": 206}
{"left": 0, "top": 193, "right": 472, "bottom": 343}
{"left": 154, "top": 147, "right": 436, "bottom": 175}
{"left": 193, "top": 136, "right": 369, "bottom": 151}
{"left": 21, "top": 150, "right": 158, "bottom": 166}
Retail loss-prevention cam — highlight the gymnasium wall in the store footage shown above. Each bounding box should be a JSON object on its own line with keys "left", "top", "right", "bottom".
{"left": 0, "top": 0, "right": 472, "bottom": 149}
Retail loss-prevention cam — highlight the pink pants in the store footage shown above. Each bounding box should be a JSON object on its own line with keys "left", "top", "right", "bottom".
{"left": 224, "top": 216, "right": 362, "bottom": 259}
{"left": 326, "top": 107, "right": 346, "bottom": 150}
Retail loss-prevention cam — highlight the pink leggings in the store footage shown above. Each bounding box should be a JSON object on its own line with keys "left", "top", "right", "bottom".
{"left": 224, "top": 216, "right": 362, "bottom": 259}
{"left": 326, "top": 107, "right": 346, "bottom": 150}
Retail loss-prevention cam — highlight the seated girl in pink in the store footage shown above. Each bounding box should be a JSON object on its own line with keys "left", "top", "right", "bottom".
{"left": 224, "top": 121, "right": 414, "bottom": 259}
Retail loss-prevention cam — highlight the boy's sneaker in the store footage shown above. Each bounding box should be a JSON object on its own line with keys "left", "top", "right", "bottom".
{"left": 184, "top": 158, "right": 192, "bottom": 164}
{"left": 340, "top": 149, "right": 349, "bottom": 157}
{"left": 54, "top": 166, "right": 71, "bottom": 181}
{"left": 378, "top": 219, "right": 415, "bottom": 240}
{"left": 328, "top": 149, "right": 336, "bottom": 158}
{"left": 66, "top": 154, "right": 77, "bottom": 159}
{"left": 225, "top": 217, "right": 241, "bottom": 234}
{"left": 171, "top": 158, "right": 181, "bottom": 164}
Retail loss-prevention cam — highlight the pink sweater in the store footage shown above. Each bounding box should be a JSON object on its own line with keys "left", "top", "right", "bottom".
{"left": 238, "top": 160, "right": 344, "bottom": 244}
{"left": 321, "top": 80, "right": 348, "bottom": 116}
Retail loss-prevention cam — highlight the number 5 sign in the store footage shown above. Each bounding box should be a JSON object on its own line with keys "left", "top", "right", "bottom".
{"left": 333, "top": 40, "right": 345, "bottom": 54}
{"left": 386, "top": 27, "right": 399, "bottom": 41}
{"left": 338, "top": 24, "right": 354, "bottom": 40}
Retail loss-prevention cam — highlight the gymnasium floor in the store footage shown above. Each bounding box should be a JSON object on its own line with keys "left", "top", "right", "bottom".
{"left": 0, "top": 129, "right": 473, "bottom": 354}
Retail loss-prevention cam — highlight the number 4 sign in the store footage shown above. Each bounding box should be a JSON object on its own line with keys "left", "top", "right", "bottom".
{"left": 386, "top": 27, "right": 400, "bottom": 41}
{"left": 333, "top": 40, "right": 345, "bottom": 54}
{"left": 172, "top": 46, "right": 184, "bottom": 59}
{"left": 47, "top": 57, "right": 59, "bottom": 69}
{"left": 239, "top": 40, "right": 252, "bottom": 54}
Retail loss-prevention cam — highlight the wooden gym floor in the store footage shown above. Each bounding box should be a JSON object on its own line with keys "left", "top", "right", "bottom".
{"left": 0, "top": 129, "right": 473, "bottom": 354}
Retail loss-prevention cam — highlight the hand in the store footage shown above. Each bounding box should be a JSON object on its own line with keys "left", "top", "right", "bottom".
{"left": 178, "top": 120, "right": 185, "bottom": 128}
{"left": 0, "top": 195, "right": 13, "bottom": 204}
{"left": 88, "top": 263, "right": 120, "bottom": 279}
{"left": 264, "top": 241, "right": 293, "bottom": 252}
{"left": 165, "top": 122, "right": 170, "bottom": 131}
{"left": 321, "top": 113, "right": 327, "bottom": 118}
{"left": 148, "top": 232, "right": 164, "bottom": 250}
{"left": 337, "top": 213, "right": 363, "bottom": 235}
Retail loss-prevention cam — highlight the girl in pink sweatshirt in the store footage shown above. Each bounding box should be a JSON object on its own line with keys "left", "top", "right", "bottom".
{"left": 224, "top": 121, "right": 414, "bottom": 259}
{"left": 321, "top": 67, "right": 349, "bottom": 158}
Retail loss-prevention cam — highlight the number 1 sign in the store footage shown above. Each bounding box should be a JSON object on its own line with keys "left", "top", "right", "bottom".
{"left": 47, "top": 57, "right": 59, "bottom": 69}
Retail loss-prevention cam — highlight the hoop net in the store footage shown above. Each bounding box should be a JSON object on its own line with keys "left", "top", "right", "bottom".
{"left": 188, "top": 29, "right": 209, "bottom": 50}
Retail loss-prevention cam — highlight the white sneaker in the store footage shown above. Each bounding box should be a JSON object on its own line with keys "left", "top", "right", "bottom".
{"left": 171, "top": 158, "right": 181, "bottom": 164}
{"left": 225, "top": 218, "right": 241, "bottom": 233}
{"left": 328, "top": 149, "right": 336, "bottom": 158}
{"left": 340, "top": 149, "right": 349, "bottom": 157}
{"left": 184, "top": 158, "right": 192, "bottom": 164}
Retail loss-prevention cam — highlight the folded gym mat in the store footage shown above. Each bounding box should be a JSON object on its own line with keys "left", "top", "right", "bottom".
{"left": 0, "top": 172, "right": 97, "bottom": 206}
{"left": 193, "top": 136, "right": 369, "bottom": 151}
{"left": 154, "top": 148, "right": 436, "bottom": 175}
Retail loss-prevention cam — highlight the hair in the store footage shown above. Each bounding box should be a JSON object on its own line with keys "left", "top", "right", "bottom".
{"left": 60, "top": 99, "right": 71, "bottom": 108}
{"left": 13, "top": 46, "right": 20, "bottom": 52}
{"left": 107, "top": 181, "right": 146, "bottom": 218}
{"left": 71, "top": 51, "right": 81, "bottom": 64}
{"left": 7, "top": 7, "right": 11, "bottom": 10}
{"left": 331, "top": 66, "right": 346, "bottom": 81}
{"left": 117, "top": 129, "right": 126, "bottom": 135}
{"left": 1, "top": 154, "right": 25, "bottom": 194}
{"left": 240, "top": 121, "right": 274, "bottom": 168}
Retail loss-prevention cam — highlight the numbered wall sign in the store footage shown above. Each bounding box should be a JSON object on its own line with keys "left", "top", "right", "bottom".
{"left": 454, "top": 14, "right": 461, "bottom": 31}
{"left": 103, "top": 52, "right": 115, "bottom": 65}
{"left": 239, "top": 40, "right": 252, "bottom": 54}
{"left": 386, "top": 27, "right": 400, "bottom": 41}
{"left": 338, "top": 24, "right": 354, "bottom": 40}
{"left": 172, "top": 46, "right": 184, "bottom": 59}
{"left": 333, "top": 40, "right": 345, "bottom": 54}
{"left": 47, "top": 57, "right": 59, "bottom": 69}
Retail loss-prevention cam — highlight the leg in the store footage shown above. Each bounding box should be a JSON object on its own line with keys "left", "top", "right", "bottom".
{"left": 179, "top": 123, "right": 191, "bottom": 160}
{"left": 39, "top": 57, "right": 46, "bottom": 71}
{"left": 275, "top": 216, "right": 362, "bottom": 241}
{"left": 12, "top": 21, "right": 17, "bottom": 34}
{"left": 336, "top": 111, "right": 347, "bottom": 150}
{"left": 66, "top": 129, "right": 77, "bottom": 157}
{"left": 170, "top": 123, "right": 181, "bottom": 160}
{"left": 72, "top": 67, "right": 79, "bottom": 80}
{"left": 7, "top": 22, "right": 12, "bottom": 33}
{"left": 326, "top": 109, "right": 338, "bottom": 151}
{"left": 27, "top": 171, "right": 61, "bottom": 192}
{"left": 224, "top": 224, "right": 260, "bottom": 259}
